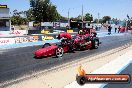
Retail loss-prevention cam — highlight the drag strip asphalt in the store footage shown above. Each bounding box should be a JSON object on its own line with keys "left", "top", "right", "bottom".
{"left": 0, "top": 34, "right": 132, "bottom": 87}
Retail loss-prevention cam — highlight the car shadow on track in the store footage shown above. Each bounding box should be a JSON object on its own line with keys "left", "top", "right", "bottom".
{"left": 33, "top": 51, "right": 76, "bottom": 59}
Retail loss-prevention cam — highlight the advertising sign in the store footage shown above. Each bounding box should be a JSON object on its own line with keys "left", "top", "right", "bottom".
{"left": 10, "top": 30, "right": 28, "bottom": 35}
{"left": 41, "top": 22, "right": 53, "bottom": 26}
{"left": 15, "top": 37, "right": 29, "bottom": 43}
{"left": 0, "top": 38, "right": 15, "bottom": 45}
{"left": 53, "top": 22, "right": 60, "bottom": 27}
{"left": 60, "top": 23, "right": 69, "bottom": 27}
{"left": 41, "top": 36, "right": 54, "bottom": 41}
{"left": 29, "top": 22, "right": 33, "bottom": 27}
{"left": 28, "top": 36, "right": 39, "bottom": 42}
{"left": 0, "top": 5, "right": 7, "bottom": 8}
{"left": 33, "top": 22, "right": 41, "bottom": 27}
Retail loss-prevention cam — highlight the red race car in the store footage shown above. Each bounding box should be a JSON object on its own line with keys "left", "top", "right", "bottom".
{"left": 34, "top": 43, "right": 64, "bottom": 58}
{"left": 73, "top": 28, "right": 99, "bottom": 50}
{"left": 34, "top": 31, "right": 100, "bottom": 58}
{"left": 34, "top": 33, "right": 73, "bottom": 58}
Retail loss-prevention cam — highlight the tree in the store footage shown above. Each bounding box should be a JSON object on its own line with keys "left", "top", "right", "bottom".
{"left": 11, "top": 10, "right": 28, "bottom": 25}
{"left": 60, "top": 16, "right": 68, "bottom": 20}
{"left": 77, "top": 15, "right": 82, "bottom": 20}
{"left": 93, "top": 18, "right": 104, "bottom": 23}
{"left": 30, "top": 0, "right": 61, "bottom": 22}
{"left": 102, "top": 16, "right": 111, "bottom": 23}
{"left": 85, "top": 13, "right": 93, "bottom": 22}
{"left": 26, "top": 8, "right": 35, "bottom": 21}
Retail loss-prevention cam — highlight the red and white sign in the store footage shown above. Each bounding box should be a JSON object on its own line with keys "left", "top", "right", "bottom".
{"left": 0, "top": 38, "right": 15, "bottom": 45}
{"left": 10, "top": 30, "right": 28, "bottom": 35}
{"left": 15, "top": 37, "right": 29, "bottom": 43}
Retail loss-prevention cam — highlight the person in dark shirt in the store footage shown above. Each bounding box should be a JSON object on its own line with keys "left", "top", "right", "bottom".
{"left": 108, "top": 25, "right": 112, "bottom": 35}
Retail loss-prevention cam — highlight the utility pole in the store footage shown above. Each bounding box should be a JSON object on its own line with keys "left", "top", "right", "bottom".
{"left": 82, "top": 5, "right": 84, "bottom": 28}
{"left": 68, "top": 8, "right": 70, "bottom": 29}
{"left": 98, "top": 13, "right": 100, "bottom": 24}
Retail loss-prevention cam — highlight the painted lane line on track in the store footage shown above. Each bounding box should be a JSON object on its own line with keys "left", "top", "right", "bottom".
{"left": 64, "top": 51, "right": 132, "bottom": 88}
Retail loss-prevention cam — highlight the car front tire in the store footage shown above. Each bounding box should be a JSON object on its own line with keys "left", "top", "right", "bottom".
{"left": 55, "top": 46, "right": 64, "bottom": 57}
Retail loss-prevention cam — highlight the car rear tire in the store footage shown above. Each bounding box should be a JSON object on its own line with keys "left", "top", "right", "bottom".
{"left": 56, "top": 46, "right": 64, "bottom": 57}
{"left": 92, "top": 39, "right": 99, "bottom": 49}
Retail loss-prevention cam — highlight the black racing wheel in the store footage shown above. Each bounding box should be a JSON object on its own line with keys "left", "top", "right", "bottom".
{"left": 91, "top": 39, "right": 99, "bottom": 49}
{"left": 55, "top": 46, "right": 64, "bottom": 57}
{"left": 93, "top": 39, "right": 99, "bottom": 49}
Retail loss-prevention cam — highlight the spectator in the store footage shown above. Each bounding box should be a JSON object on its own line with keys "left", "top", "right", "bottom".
{"left": 95, "top": 25, "right": 98, "bottom": 31}
{"left": 118, "top": 26, "right": 121, "bottom": 33}
{"left": 114, "top": 25, "right": 118, "bottom": 33}
{"left": 108, "top": 25, "right": 112, "bottom": 35}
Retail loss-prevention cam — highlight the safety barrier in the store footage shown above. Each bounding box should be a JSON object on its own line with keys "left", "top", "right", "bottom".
{"left": 0, "top": 38, "right": 15, "bottom": 45}
{"left": 0, "top": 39, "right": 60, "bottom": 49}
{"left": 0, "top": 34, "right": 56, "bottom": 45}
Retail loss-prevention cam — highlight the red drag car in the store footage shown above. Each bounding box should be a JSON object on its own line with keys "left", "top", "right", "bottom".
{"left": 34, "top": 43, "right": 72, "bottom": 58}
{"left": 34, "top": 33, "right": 73, "bottom": 58}
{"left": 73, "top": 28, "right": 99, "bottom": 50}
{"left": 34, "top": 30, "right": 100, "bottom": 58}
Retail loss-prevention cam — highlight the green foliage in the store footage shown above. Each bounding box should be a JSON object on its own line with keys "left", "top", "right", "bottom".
{"left": 85, "top": 13, "right": 93, "bottom": 22}
{"left": 29, "top": 0, "right": 61, "bottom": 22}
{"left": 26, "top": 8, "right": 35, "bottom": 21}
{"left": 77, "top": 15, "right": 82, "bottom": 20}
{"left": 93, "top": 18, "right": 103, "bottom": 23}
{"left": 11, "top": 10, "right": 28, "bottom": 25}
{"left": 102, "top": 16, "right": 111, "bottom": 23}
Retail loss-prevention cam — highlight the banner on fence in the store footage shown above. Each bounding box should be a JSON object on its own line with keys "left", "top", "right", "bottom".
{"left": 41, "top": 36, "right": 54, "bottom": 41}
{"left": 10, "top": 30, "right": 28, "bottom": 35}
{"left": 0, "top": 38, "right": 15, "bottom": 45}
{"left": 28, "top": 36, "right": 39, "bottom": 42}
{"left": 41, "top": 22, "right": 53, "bottom": 26}
{"left": 15, "top": 37, "right": 29, "bottom": 43}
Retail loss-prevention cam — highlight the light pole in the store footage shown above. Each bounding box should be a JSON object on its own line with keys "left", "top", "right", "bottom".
{"left": 98, "top": 13, "right": 100, "bottom": 25}
{"left": 82, "top": 5, "right": 84, "bottom": 28}
{"left": 68, "top": 8, "right": 70, "bottom": 29}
